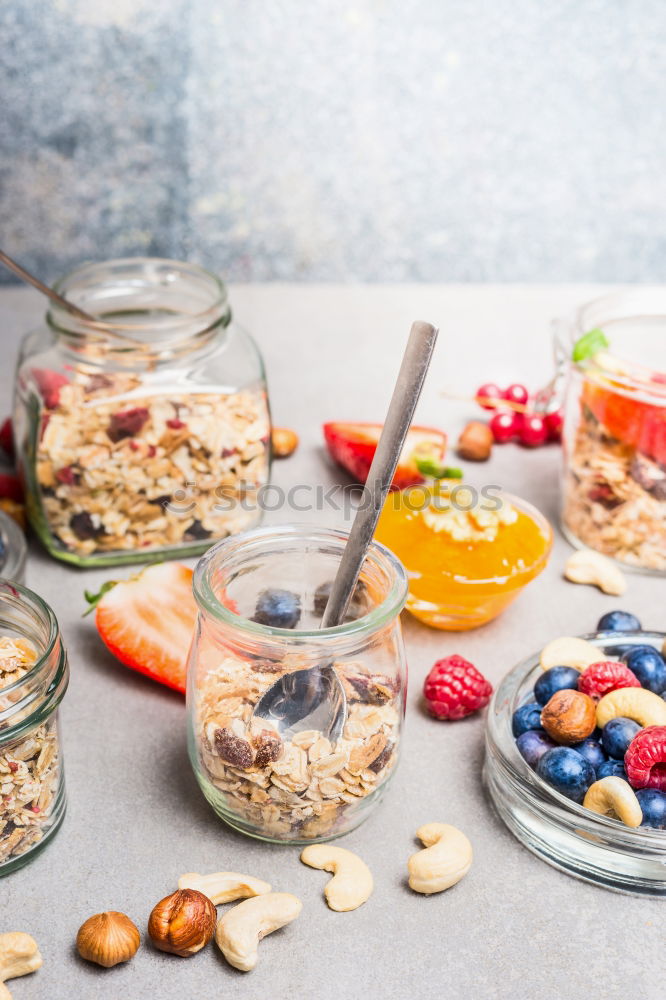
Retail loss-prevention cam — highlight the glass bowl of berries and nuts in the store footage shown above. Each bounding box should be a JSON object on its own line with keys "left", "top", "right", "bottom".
{"left": 187, "top": 524, "right": 408, "bottom": 843}
{"left": 484, "top": 611, "right": 666, "bottom": 896}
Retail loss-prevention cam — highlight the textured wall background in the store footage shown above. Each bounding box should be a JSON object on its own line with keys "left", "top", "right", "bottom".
{"left": 1, "top": 0, "right": 665, "bottom": 283}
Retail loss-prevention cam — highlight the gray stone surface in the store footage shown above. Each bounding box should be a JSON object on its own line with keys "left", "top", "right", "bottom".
{"left": 1, "top": 2, "right": 666, "bottom": 283}
{"left": 0, "top": 284, "right": 663, "bottom": 1000}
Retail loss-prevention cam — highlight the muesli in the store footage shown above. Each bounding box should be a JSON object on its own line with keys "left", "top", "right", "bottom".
{"left": 0, "top": 636, "right": 60, "bottom": 865}
{"left": 31, "top": 370, "right": 270, "bottom": 558}
{"left": 196, "top": 654, "right": 399, "bottom": 840}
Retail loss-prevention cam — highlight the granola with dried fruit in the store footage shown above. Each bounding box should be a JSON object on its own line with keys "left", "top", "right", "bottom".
{"left": 31, "top": 370, "right": 270, "bottom": 558}
{"left": 563, "top": 406, "right": 666, "bottom": 571}
{"left": 195, "top": 656, "right": 400, "bottom": 840}
{"left": 0, "top": 637, "right": 61, "bottom": 865}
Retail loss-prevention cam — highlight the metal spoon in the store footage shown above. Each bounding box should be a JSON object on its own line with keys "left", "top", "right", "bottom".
{"left": 252, "top": 319, "right": 439, "bottom": 742}
{"left": 0, "top": 249, "right": 97, "bottom": 322}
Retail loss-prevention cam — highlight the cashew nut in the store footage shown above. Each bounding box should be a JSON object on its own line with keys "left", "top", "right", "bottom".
{"left": 407, "top": 823, "right": 473, "bottom": 894}
{"left": 540, "top": 636, "right": 606, "bottom": 672}
{"left": 300, "top": 845, "right": 373, "bottom": 911}
{"left": 596, "top": 687, "right": 666, "bottom": 728}
{"left": 583, "top": 776, "right": 643, "bottom": 827}
{"left": 0, "top": 933, "right": 42, "bottom": 1000}
{"left": 178, "top": 871, "right": 271, "bottom": 905}
{"left": 564, "top": 549, "right": 627, "bottom": 596}
{"left": 214, "top": 892, "right": 302, "bottom": 972}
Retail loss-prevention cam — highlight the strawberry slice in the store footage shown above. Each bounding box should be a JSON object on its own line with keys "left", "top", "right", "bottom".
{"left": 583, "top": 382, "right": 666, "bottom": 465}
{"left": 323, "top": 422, "right": 447, "bottom": 489}
{"left": 86, "top": 563, "right": 198, "bottom": 694}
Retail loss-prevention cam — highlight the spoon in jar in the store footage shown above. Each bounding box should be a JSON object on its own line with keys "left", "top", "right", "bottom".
{"left": 252, "top": 319, "right": 439, "bottom": 743}
{"left": 0, "top": 249, "right": 98, "bottom": 322}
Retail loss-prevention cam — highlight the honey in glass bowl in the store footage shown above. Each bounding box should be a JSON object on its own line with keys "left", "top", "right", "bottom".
{"left": 375, "top": 484, "right": 553, "bottom": 630}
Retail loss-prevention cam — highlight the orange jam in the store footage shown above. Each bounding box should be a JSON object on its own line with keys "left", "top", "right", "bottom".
{"left": 375, "top": 487, "right": 552, "bottom": 630}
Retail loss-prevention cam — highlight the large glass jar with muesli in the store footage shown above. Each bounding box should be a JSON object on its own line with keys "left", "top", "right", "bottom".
{"left": 187, "top": 525, "right": 408, "bottom": 843}
{"left": 0, "top": 580, "right": 69, "bottom": 875}
{"left": 14, "top": 258, "right": 271, "bottom": 566}
{"left": 558, "top": 290, "right": 666, "bottom": 573}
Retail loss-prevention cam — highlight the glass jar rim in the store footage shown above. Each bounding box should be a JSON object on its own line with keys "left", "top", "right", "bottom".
{"left": 47, "top": 256, "right": 231, "bottom": 349}
{"left": 193, "top": 523, "right": 409, "bottom": 641}
{"left": 0, "top": 511, "right": 27, "bottom": 583}
{"left": 486, "top": 629, "right": 666, "bottom": 848}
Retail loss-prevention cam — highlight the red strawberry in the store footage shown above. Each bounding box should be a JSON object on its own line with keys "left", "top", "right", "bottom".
{"left": 32, "top": 368, "right": 69, "bottom": 409}
{"left": 0, "top": 474, "right": 24, "bottom": 503}
{"left": 0, "top": 417, "right": 14, "bottom": 460}
{"left": 423, "top": 654, "right": 493, "bottom": 721}
{"left": 86, "top": 563, "right": 197, "bottom": 694}
{"left": 583, "top": 382, "right": 666, "bottom": 465}
{"left": 323, "top": 422, "right": 447, "bottom": 489}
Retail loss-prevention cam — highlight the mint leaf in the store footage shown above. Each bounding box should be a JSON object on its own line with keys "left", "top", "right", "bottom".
{"left": 572, "top": 328, "right": 609, "bottom": 363}
{"left": 415, "top": 457, "right": 463, "bottom": 480}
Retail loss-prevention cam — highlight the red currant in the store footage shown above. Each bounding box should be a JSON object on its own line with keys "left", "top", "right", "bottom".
{"left": 489, "top": 411, "right": 519, "bottom": 443}
{"left": 519, "top": 413, "right": 548, "bottom": 448}
{"left": 476, "top": 383, "right": 503, "bottom": 411}
{"left": 503, "top": 383, "right": 529, "bottom": 407}
{"left": 544, "top": 410, "right": 563, "bottom": 442}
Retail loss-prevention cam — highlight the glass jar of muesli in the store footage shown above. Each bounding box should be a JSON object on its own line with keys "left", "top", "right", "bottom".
{"left": 558, "top": 290, "right": 666, "bottom": 572}
{"left": 14, "top": 258, "right": 271, "bottom": 566}
{"left": 0, "top": 580, "right": 68, "bottom": 875}
{"left": 187, "top": 525, "right": 408, "bottom": 844}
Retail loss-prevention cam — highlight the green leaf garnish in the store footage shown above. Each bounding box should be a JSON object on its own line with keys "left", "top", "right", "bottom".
{"left": 82, "top": 580, "right": 117, "bottom": 616}
{"left": 415, "top": 457, "right": 463, "bottom": 480}
{"left": 572, "top": 328, "right": 610, "bottom": 363}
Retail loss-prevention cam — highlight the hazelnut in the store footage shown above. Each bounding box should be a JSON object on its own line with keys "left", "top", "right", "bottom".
{"left": 147, "top": 889, "right": 216, "bottom": 957}
{"left": 541, "top": 689, "right": 596, "bottom": 745}
{"left": 76, "top": 911, "right": 140, "bottom": 968}
{"left": 457, "top": 421, "right": 493, "bottom": 462}
{"left": 271, "top": 427, "right": 299, "bottom": 458}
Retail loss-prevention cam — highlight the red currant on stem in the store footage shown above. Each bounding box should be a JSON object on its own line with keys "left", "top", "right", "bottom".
{"left": 503, "top": 383, "right": 529, "bottom": 407}
{"left": 519, "top": 413, "right": 548, "bottom": 447}
{"left": 544, "top": 410, "right": 563, "bottom": 441}
{"left": 476, "top": 383, "right": 503, "bottom": 411}
{"left": 489, "top": 411, "right": 520, "bottom": 443}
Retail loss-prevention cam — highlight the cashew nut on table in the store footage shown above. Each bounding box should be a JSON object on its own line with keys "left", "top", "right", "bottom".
{"left": 0, "top": 933, "right": 42, "bottom": 1000}
{"left": 407, "top": 823, "right": 473, "bottom": 894}
{"left": 214, "top": 892, "right": 302, "bottom": 972}
{"left": 178, "top": 871, "right": 272, "bottom": 905}
{"left": 564, "top": 549, "right": 627, "bottom": 596}
{"left": 300, "top": 845, "right": 374, "bottom": 911}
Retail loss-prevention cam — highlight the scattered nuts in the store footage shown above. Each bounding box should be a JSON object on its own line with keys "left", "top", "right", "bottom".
{"left": 583, "top": 776, "right": 643, "bottom": 827}
{"left": 215, "top": 892, "right": 302, "bottom": 972}
{"left": 271, "top": 427, "right": 299, "bottom": 458}
{"left": 0, "top": 933, "right": 42, "bottom": 999}
{"left": 540, "top": 636, "right": 606, "bottom": 672}
{"left": 540, "top": 689, "right": 597, "bottom": 745}
{"left": 564, "top": 548, "right": 627, "bottom": 596}
{"left": 407, "top": 822, "right": 473, "bottom": 894}
{"left": 148, "top": 889, "right": 216, "bottom": 957}
{"left": 300, "top": 845, "right": 373, "bottom": 911}
{"left": 76, "top": 912, "right": 140, "bottom": 968}
{"left": 596, "top": 687, "right": 666, "bottom": 729}
{"left": 457, "top": 421, "right": 493, "bottom": 462}
{"left": 178, "top": 871, "right": 272, "bottom": 905}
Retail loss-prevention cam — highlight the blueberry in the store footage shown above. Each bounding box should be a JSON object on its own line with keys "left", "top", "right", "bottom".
{"left": 571, "top": 738, "right": 607, "bottom": 772}
{"left": 596, "top": 610, "right": 642, "bottom": 633}
{"left": 516, "top": 730, "right": 557, "bottom": 767}
{"left": 537, "top": 747, "right": 596, "bottom": 803}
{"left": 622, "top": 646, "right": 666, "bottom": 694}
{"left": 534, "top": 666, "right": 580, "bottom": 706}
{"left": 512, "top": 702, "right": 543, "bottom": 737}
{"left": 636, "top": 788, "right": 666, "bottom": 829}
{"left": 597, "top": 759, "right": 628, "bottom": 780}
{"left": 253, "top": 589, "right": 301, "bottom": 629}
{"left": 601, "top": 717, "right": 641, "bottom": 759}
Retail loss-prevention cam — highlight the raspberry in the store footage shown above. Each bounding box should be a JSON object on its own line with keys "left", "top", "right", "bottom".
{"left": 625, "top": 727, "right": 666, "bottom": 791}
{"left": 107, "top": 407, "right": 150, "bottom": 442}
{"left": 423, "top": 655, "right": 493, "bottom": 721}
{"left": 578, "top": 661, "right": 641, "bottom": 701}
{"left": 32, "top": 368, "right": 69, "bottom": 409}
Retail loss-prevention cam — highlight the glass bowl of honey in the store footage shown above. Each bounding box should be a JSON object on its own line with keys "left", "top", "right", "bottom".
{"left": 375, "top": 484, "right": 552, "bottom": 630}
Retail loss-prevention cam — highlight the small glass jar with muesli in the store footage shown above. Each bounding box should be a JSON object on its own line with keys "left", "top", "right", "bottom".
{"left": 0, "top": 580, "right": 69, "bottom": 875}
{"left": 13, "top": 258, "right": 271, "bottom": 567}
{"left": 558, "top": 290, "right": 666, "bottom": 573}
{"left": 187, "top": 525, "right": 408, "bottom": 844}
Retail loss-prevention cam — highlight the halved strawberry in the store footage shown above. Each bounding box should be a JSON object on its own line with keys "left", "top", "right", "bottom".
{"left": 323, "top": 422, "right": 447, "bottom": 489}
{"left": 583, "top": 382, "right": 666, "bottom": 465}
{"left": 86, "top": 563, "right": 197, "bottom": 694}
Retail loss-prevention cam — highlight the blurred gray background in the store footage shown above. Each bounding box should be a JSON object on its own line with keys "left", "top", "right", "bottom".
{"left": 1, "top": 0, "right": 665, "bottom": 284}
